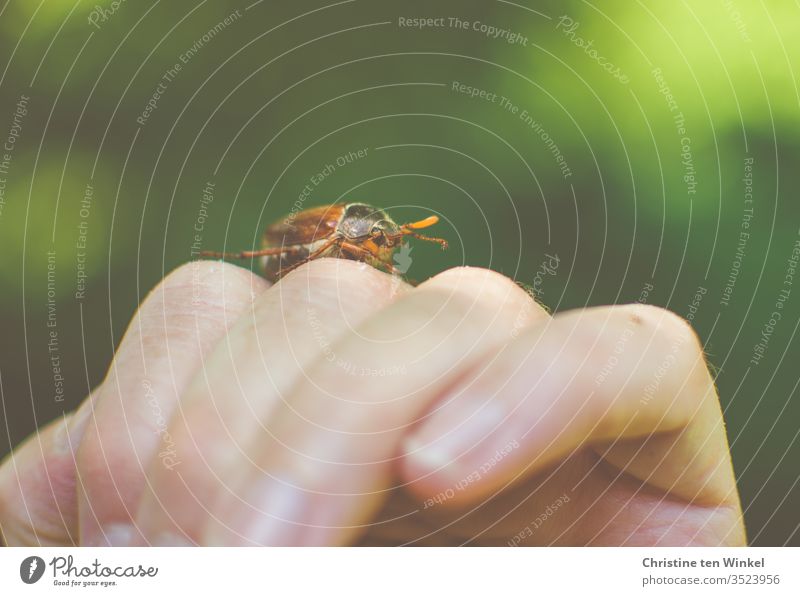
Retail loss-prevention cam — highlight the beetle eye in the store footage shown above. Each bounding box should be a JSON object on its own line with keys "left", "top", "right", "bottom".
{"left": 371, "top": 228, "right": 387, "bottom": 246}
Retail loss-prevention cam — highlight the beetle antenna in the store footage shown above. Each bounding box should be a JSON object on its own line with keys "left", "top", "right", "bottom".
{"left": 200, "top": 246, "right": 302, "bottom": 260}
{"left": 393, "top": 215, "right": 447, "bottom": 249}
{"left": 401, "top": 215, "right": 439, "bottom": 231}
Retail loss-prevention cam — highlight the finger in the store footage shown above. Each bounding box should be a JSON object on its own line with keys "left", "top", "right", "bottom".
{"left": 77, "top": 261, "right": 268, "bottom": 546}
{"left": 192, "top": 266, "right": 548, "bottom": 545}
{"left": 132, "top": 258, "right": 413, "bottom": 545}
{"left": 0, "top": 396, "right": 96, "bottom": 546}
{"left": 400, "top": 304, "right": 740, "bottom": 512}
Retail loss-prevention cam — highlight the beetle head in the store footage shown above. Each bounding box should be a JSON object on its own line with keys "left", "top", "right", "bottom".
{"left": 340, "top": 203, "right": 447, "bottom": 259}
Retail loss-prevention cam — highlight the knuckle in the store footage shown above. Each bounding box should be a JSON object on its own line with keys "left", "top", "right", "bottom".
{"left": 570, "top": 303, "right": 707, "bottom": 379}
{"left": 429, "top": 265, "right": 508, "bottom": 286}
{"left": 0, "top": 463, "right": 50, "bottom": 546}
{"left": 424, "top": 266, "right": 529, "bottom": 305}
{"left": 610, "top": 303, "right": 709, "bottom": 395}
{"left": 292, "top": 256, "right": 382, "bottom": 280}
{"left": 162, "top": 260, "right": 258, "bottom": 295}
{"left": 282, "top": 257, "right": 409, "bottom": 299}
{"left": 145, "top": 261, "right": 263, "bottom": 317}
{"left": 623, "top": 304, "right": 702, "bottom": 353}
{"left": 76, "top": 423, "right": 137, "bottom": 493}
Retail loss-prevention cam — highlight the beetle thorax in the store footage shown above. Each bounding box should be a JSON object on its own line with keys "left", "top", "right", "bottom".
{"left": 338, "top": 203, "right": 399, "bottom": 239}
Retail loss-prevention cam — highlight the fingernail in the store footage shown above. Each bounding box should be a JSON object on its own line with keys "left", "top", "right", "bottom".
{"left": 202, "top": 480, "right": 304, "bottom": 546}
{"left": 86, "top": 523, "right": 136, "bottom": 547}
{"left": 403, "top": 399, "right": 508, "bottom": 473}
{"left": 150, "top": 532, "right": 195, "bottom": 547}
{"left": 237, "top": 478, "right": 310, "bottom": 546}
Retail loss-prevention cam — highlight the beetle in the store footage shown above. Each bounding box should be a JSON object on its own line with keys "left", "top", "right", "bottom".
{"left": 201, "top": 202, "right": 448, "bottom": 282}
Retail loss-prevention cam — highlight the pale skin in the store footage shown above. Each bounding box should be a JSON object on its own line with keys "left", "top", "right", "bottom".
{"left": 0, "top": 259, "right": 746, "bottom": 546}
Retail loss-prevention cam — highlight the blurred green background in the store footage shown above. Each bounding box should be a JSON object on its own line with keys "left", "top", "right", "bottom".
{"left": 0, "top": 0, "right": 798, "bottom": 545}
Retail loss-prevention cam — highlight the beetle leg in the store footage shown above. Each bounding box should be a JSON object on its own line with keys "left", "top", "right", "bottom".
{"left": 339, "top": 241, "right": 372, "bottom": 260}
{"left": 403, "top": 232, "right": 449, "bottom": 250}
{"left": 337, "top": 241, "right": 420, "bottom": 284}
{"left": 200, "top": 245, "right": 306, "bottom": 260}
{"left": 275, "top": 235, "right": 343, "bottom": 277}
{"left": 339, "top": 242, "right": 404, "bottom": 276}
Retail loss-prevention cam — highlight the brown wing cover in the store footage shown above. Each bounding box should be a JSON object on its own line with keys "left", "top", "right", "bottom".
{"left": 263, "top": 204, "right": 344, "bottom": 247}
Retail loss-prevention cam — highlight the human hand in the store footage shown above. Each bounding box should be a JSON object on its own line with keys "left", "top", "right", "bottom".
{"left": 0, "top": 259, "right": 745, "bottom": 546}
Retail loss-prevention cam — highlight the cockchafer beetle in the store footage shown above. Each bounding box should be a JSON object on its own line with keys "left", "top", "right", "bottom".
{"left": 201, "top": 202, "right": 448, "bottom": 282}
